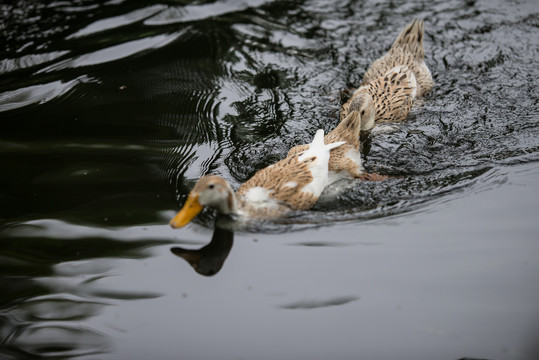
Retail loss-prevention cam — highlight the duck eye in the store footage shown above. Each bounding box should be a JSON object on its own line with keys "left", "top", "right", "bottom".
{"left": 361, "top": 110, "right": 365, "bottom": 116}
{"left": 208, "top": 184, "right": 215, "bottom": 190}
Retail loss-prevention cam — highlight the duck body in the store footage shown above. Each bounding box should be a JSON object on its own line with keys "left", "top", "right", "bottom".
{"left": 288, "top": 111, "right": 390, "bottom": 182}
{"left": 340, "top": 18, "right": 433, "bottom": 128}
{"left": 288, "top": 110, "right": 365, "bottom": 180}
{"left": 342, "top": 65, "right": 417, "bottom": 125}
{"left": 362, "top": 19, "right": 433, "bottom": 96}
{"left": 170, "top": 130, "right": 344, "bottom": 227}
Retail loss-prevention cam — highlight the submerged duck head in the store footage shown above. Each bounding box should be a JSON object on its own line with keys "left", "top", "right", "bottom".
{"left": 348, "top": 92, "right": 375, "bottom": 131}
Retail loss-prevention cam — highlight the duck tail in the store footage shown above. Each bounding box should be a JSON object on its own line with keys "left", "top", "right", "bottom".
{"left": 312, "top": 129, "right": 345, "bottom": 151}
{"left": 391, "top": 18, "right": 425, "bottom": 60}
{"left": 298, "top": 130, "right": 344, "bottom": 162}
{"left": 311, "top": 129, "right": 325, "bottom": 147}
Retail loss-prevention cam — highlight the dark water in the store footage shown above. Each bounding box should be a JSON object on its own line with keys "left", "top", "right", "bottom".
{"left": 1, "top": 0, "right": 539, "bottom": 359}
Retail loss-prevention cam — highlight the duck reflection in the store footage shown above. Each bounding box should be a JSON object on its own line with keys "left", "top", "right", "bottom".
{"left": 170, "top": 226, "right": 233, "bottom": 276}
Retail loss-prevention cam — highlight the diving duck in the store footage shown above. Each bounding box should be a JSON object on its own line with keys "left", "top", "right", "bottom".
{"left": 288, "top": 108, "right": 388, "bottom": 181}
{"left": 170, "top": 129, "right": 344, "bottom": 228}
{"left": 340, "top": 18, "right": 433, "bottom": 128}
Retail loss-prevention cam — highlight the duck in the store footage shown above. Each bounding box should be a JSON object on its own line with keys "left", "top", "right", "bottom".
{"left": 169, "top": 129, "right": 344, "bottom": 228}
{"left": 340, "top": 18, "right": 433, "bottom": 128}
{"left": 288, "top": 109, "right": 389, "bottom": 181}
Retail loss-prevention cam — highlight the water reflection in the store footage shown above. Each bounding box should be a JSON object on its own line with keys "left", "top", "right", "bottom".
{"left": 0, "top": 77, "right": 91, "bottom": 112}
{"left": 279, "top": 295, "right": 359, "bottom": 310}
{"left": 1, "top": 274, "right": 111, "bottom": 359}
{"left": 171, "top": 226, "right": 234, "bottom": 276}
{"left": 144, "top": 0, "right": 274, "bottom": 25}
{"left": 0, "top": 220, "right": 171, "bottom": 359}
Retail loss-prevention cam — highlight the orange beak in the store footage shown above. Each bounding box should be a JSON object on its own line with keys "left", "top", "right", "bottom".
{"left": 170, "top": 193, "right": 204, "bottom": 228}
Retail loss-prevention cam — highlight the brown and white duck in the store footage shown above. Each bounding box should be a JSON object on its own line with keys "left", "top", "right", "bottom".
{"left": 340, "top": 18, "right": 433, "bottom": 128}
{"left": 170, "top": 129, "right": 344, "bottom": 228}
{"left": 288, "top": 109, "right": 388, "bottom": 181}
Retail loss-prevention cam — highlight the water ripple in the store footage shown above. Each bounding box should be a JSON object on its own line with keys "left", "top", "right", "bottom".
{"left": 279, "top": 295, "right": 359, "bottom": 310}
{"left": 37, "top": 31, "right": 186, "bottom": 73}
{"left": 0, "top": 219, "right": 174, "bottom": 358}
{"left": 1, "top": 219, "right": 174, "bottom": 242}
{"left": 66, "top": 4, "right": 167, "bottom": 39}
{"left": 0, "top": 51, "right": 69, "bottom": 75}
{"left": 10, "top": 296, "right": 105, "bottom": 322}
{"left": 144, "top": 0, "right": 275, "bottom": 26}
{"left": 0, "top": 76, "right": 91, "bottom": 112}
{"left": 9, "top": 324, "right": 110, "bottom": 358}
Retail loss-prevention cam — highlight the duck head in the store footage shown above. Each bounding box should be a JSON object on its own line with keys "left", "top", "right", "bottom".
{"left": 170, "top": 175, "right": 237, "bottom": 228}
{"left": 349, "top": 92, "right": 375, "bottom": 131}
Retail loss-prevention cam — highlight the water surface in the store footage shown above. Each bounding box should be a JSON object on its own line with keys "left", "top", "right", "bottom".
{"left": 1, "top": 0, "right": 538, "bottom": 359}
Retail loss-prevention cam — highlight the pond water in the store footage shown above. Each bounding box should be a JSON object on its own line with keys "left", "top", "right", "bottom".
{"left": 1, "top": 0, "right": 538, "bottom": 359}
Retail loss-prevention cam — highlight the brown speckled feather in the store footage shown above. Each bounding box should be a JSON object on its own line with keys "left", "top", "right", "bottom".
{"left": 362, "top": 18, "right": 433, "bottom": 97}
{"left": 341, "top": 67, "right": 415, "bottom": 123}
{"left": 236, "top": 155, "right": 318, "bottom": 214}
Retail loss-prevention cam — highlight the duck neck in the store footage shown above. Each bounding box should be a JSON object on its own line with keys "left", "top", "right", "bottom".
{"left": 219, "top": 186, "right": 240, "bottom": 216}
{"left": 361, "top": 111, "right": 375, "bottom": 131}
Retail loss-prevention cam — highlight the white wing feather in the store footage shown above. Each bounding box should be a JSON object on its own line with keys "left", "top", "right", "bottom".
{"left": 298, "top": 129, "right": 345, "bottom": 195}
